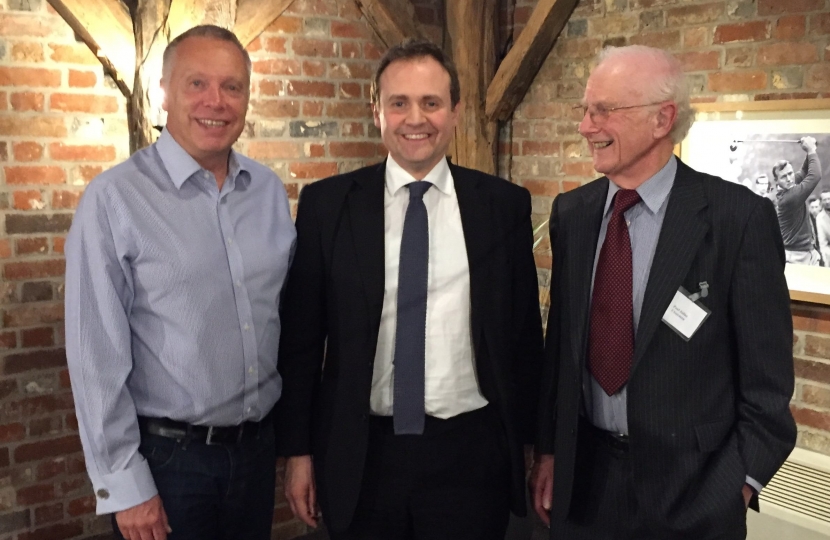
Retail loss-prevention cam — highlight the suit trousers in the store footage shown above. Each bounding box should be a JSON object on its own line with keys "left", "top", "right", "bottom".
{"left": 328, "top": 405, "right": 511, "bottom": 540}
{"left": 112, "top": 421, "right": 276, "bottom": 540}
{"left": 551, "top": 417, "right": 746, "bottom": 540}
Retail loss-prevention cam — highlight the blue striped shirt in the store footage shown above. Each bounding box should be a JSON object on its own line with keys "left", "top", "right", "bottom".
{"left": 65, "top": 129, "right": 296, "bottom": 514}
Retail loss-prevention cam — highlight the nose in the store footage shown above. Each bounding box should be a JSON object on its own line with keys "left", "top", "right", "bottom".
{"left": 578, "top": 111, "right": 597, "bottom": 137}
{"left": 405, "top": 105, "right": 424, "bottom": 125}
{"left": 204, "top": 83, "right": 222, "bottom": 107}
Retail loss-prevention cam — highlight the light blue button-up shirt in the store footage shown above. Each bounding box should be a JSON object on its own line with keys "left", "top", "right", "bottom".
{"left": 65, "top": 129, "right": 296, "bottom": 514}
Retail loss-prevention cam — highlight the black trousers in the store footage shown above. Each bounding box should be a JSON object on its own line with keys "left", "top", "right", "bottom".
{"left": 329, "top": 406, "right": 511, "bottom": 540}
{"left": 551, "top": 418, "right": 746, "bottom": 540}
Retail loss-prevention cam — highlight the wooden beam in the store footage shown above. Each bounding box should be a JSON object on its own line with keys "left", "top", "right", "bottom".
{"left": 352, "top": 0, "right": 423, "bottom": 49}
{"left": 46, "top": 0, "right": 135, "bottom": 97}
{"left": 447, "top": 0, "right": 498, "bottom": 175}
{"left": 485, "top": 0, "right": 579, "bottom": 121}
{"left": 235, "top": 0, "right": 295, "bottom": 47}
{"left": 167, "top": 0, "right": 235, "bottom": 39}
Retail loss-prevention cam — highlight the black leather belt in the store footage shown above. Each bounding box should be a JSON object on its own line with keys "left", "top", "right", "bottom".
{"left": 580, "top": 416, "right": 629, "bottom": 453}
{"left": 138, "top": 415, "right": 269, "bottom": 445}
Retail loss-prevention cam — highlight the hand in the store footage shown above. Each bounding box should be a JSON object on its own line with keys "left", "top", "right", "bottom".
{"left": 530, "top": 453, "right": 554, "bottom": 526}
{"left": 115, "top": 495, "right": 171, "bottom": 540}
{"left": 285, "top": 455, "right": 318, "bottom": 528}
{"left": 742, "top": 484, "right": 753, "bottom": 508}
{"left": 800, "top": 136, "right": 817, "bottom": 154}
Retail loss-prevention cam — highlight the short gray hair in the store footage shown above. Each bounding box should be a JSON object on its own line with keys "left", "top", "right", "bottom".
{"left": 162, "top": 25, "right": 251, "bottom": 84}
{"left": 596, "top": 45, "right": 695, "bottom": 144}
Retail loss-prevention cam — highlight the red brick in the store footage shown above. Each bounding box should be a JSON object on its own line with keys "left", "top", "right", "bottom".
{"left": 339, "top": 82, "right": 362, "bottom": 99}
{"left": 10, "top": 91, "right": 45, "bottom": 112}
{"left": 791, "top": 405, "right": 830, "bottom": 431}
{"left": 12, "top": 42, "right": 44, "bottom": 62}
{"left": 303, "top": 101, "right": 324, "bottom": 117}
{"left": 52, "top": 190, "right": 82, "bottom": 210}
{"left": 289, "top": 162, "right": 338, "bottom": 180}
{"left": 802, "top": 384, "right": 830, "bottom": 408}
{"left": 13, "top": 141, "right": 44, "bottom": 162}
{"left": 795, "top": 357, "right": 830, "bottom": 384}
{"left": 805, "top": 335, "right": 830, "bottom": 360}
{"left": 3, "top": 348, "right": 66, "bottom": 374}
{"left": 258, "top": 80, "right": 283, "bottom": 97}
{"left": 805, "top": 64, "right": 830, "bottom": 91}
{"left": 331, "top": 21, "right": 373, "bottom": 39}
{"left": 292, "top": 38, "right": 338, "bottom": 58}
{"left": 329, "top": 142, "right": 376, "bottom": 158}
{"left": 329, "top": 61, "right": 374, "bottom": 79}
{"left": 284, "top": 183, "right": 299, "bottom": 199}
{"left": 0, "top": 117, "right": 66, "bottom": 137}
{"left": 3, "top": 303, "right": 64, "bottom": 328}
{"left": 49, "top": 143, "right": 116, "bottom": 162}
{"left": 811, "top": 12, "right": 830, "bottom": 35}
{"left": 683, "top": 28, "right": 709, "bottom": 48}
{"left": 708, "top": 71, "right": 767, "bottom": 92}
{"left": 286, "top": 0, "right": 338, "bottom": 16}
{"left": 758, "top": 0, "right": 823, "bottom": 14}
{"left": 342, "top": 122, "right": 365, "bottom": 137}
{"left": 17, "top": 520, "right": 83, "bottom": 540}
{"left": 302, "top": 60, "right": 327, "bottom": 77}
{"left": 675, "top": 51, "right": 721, "bottom": 71}
{"left": 66, "top": 454, "right": 85, "bottom": 475}
{"left": 0, "top": 332, "right": 17, "bottom": 350}
{"left": 523, "top": 180, "right": 561, "bottom": 197}
{"left": 36, "top": 458, "right": 66, "bottom": 481}
{"left": 50, "top": 93, "right": 118, "bottom": 114}
{"left": 66, "top": 495, "right": 95, "bottom": 517}
{"left": 0, "top": 92, "right": 6, "bottom": 112}
{"left": 306, "top": 143, "right": 325, "bottom": 158}
{"left": 263, "top": 37, "right": 287, "bottom": 53}
{"left": 758, "top": 42, "right": 818, "bottom": 65}
{"left": 0, "top": 13, "right": 64, "bottom": 38}
{"left": 16, "top": 237, "right": 48, "bottom": 255}
{"left": 5, "top": 166, "right": 66, "bottom": 185}
{"left": 325, "top": 102, "right": 370, "bottom": 118}
{"left": 286, "top": 80, "right": 335, "bottom": 98}
{"left": 0, "top": 448, "right": 9, "bottom": 468}
{"left": 29, "top": 417, "right": 62, "bottom": 437}
{"left": 714, "top": 21, "right": 769, "bottom": 43}
{"left": 252, "top": 59, "right": 301, "bottom": 76}
{"left": 341, "top": 41, "right": 362, "bottom": 59}
{"left": 252, "top": 99, "right": 300, "bottom": 118}
{"left": 68, "top": 70, "right": 96, "bottom": 88}
{"left": 266, "top": 15, "right": 303, "bottom": 33}
{"left": 13, "top": 187, "right": 45, "bottom": 209}
{"left": 73, "top": 165, "right": 103, "bottom": 183}
{"left": 666, "top": 3, "right": 724, "bottom": 26}
{"left": 14, "top": 435, "right": 80, "bottom": 463}
{"left": 563, "top": 161, "right": 596, "bottom": 177}
{"left": 0, "top": 67, "right": 61, "bottom": 87}
{"left": 0, "top": 422, "right": 26, "bottom": 442}
{"left": 34, "top": 503, "right": 63, "bottom": 525}
{"left": 60, "top": 477, "right": 87, "bottom": 495}
{"left": 17, "top": 484, "right": 56, "bottom": 505}
{"left": 48, "top": 43, "right": 98, "bottom": 65}
{"left": 247, "top": 141, "right": 302, "bottom": 160}
{"left": 522, "top": 141, "right": 561, "bottom": 156}
{"left": 4, "top": 259, "right": 65, "bottom": 280}
{"left": 21, "top": 327, "right": 54, "bottom": 348}
{"left": 52, "top": 237, "right": 65, "bottom": 254}
{"left": 364, "top": 42, "right": 384, "bottom": 60}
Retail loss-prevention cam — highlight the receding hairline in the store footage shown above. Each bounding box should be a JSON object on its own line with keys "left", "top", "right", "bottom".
{"left": 161, "top": 30, "right": 251, "bottom": 86}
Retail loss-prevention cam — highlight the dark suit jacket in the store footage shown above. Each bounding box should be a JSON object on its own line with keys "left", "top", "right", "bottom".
{"left": 538, "top": 159, "right": 796, "bottom": 537}
{"left": 275, "top": 159, "right": 544, "bottom": 532}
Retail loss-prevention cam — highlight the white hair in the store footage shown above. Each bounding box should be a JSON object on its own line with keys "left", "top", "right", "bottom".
{"left": 597, "top": 45, "right": 695, "bottom": 144}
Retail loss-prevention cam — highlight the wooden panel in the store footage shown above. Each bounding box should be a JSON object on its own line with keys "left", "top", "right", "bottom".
{"left": 47, "top": 0, "right": 134, "bottom": 95}
{"left": 447, "top": 0, "right": 498, "bottom": 174}
{"left": 485, "top": 0, "right": 579, "bottom": 121}
{"left": 234, "top": 0, "right": 295, "bottom": 47}
{"left": 353, "top": 0, "right": 423, "bottom": 49}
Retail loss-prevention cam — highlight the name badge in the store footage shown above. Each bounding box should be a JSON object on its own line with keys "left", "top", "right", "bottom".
{"left": 661, "top": 285, "right": 710, "bottom": 341}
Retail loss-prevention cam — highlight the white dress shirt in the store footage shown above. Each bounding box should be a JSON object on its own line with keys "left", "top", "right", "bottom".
{"left": 370, "top": 156, "right": 488, "bottom": 418}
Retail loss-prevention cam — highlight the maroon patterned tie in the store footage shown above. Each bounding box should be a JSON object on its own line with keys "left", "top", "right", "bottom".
{"left": 589, "top": 189, "right": 641, "bottom": 396}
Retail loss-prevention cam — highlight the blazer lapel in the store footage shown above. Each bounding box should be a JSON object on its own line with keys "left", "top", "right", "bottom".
{"left": 568, "top": 179, "right": 607, "bottom": 370}
{"left": 632, "top": 161, "right": 709, "bottom": 371}
{"left": 347, "top": 162, "right": 386, "bottom": 318}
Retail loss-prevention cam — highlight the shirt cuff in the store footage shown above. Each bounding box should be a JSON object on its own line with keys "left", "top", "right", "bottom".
{"left": 92, "top": 456, "right": 158, "bottom": 514}
{"left": 745, "top": 475, "right": 764, "bottom": 494}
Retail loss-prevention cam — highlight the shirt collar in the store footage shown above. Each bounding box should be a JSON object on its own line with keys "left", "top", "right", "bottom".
{"left": 604, "top": 155, "right": 677, "bottom": 217}
{"left": 385, "top": 155, "right": 454, "bottom": 197}
{"left": 155, "top": 128, "right": 248, "bottom": 190}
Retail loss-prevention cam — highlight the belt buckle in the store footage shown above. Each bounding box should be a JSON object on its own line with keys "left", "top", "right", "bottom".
{"left": 205, "top": 426, "right": 219, "bottom": 445}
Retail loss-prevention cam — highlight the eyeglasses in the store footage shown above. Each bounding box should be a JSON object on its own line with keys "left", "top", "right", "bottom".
{"left": 573, "top": 102, "right": 665, "bottom": 125}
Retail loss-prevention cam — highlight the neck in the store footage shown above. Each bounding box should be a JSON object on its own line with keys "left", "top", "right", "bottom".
{"left": 199, "top": 154, "right": 231, "bottom": 191}
{"left": 608, "top": 141, "right": 673, "bottom": 190}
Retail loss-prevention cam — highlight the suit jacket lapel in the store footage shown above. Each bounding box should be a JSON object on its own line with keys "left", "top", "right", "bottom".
{"left": 347, "top": 162, "right": 386, "bottom": 318}
{"left": 451, "top": 164, "right": 491, "bottom": 336}
{"left": 569, "top": 179, "right": 607, "bottom": 371}
{"left": 632, "top": 161, "right": 709, "bottom": 372}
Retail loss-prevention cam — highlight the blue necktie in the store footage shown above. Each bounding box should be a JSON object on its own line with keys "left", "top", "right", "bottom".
{"left": 393, "top": 181, "right": 432, "bottom": 435}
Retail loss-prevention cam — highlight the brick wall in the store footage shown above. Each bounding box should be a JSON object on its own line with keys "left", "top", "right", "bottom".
{"left": 0, "top": 0, "right": 447, "bottom": 538}
{"left": 510, "top": 0, "right": 830, "bottom": 455}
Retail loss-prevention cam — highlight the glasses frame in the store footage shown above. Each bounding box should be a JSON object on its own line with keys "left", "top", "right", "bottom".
{"left": 574, "top": 101, "right": 666, "bottom": 125}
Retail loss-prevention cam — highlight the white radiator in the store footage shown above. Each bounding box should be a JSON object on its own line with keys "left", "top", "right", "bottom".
{"left": 760, "top": 447, "right": 830, "bottom": 536}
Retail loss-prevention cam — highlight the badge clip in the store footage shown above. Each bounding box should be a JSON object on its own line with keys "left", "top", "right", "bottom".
{"left": 687, "top": 281, "right": 709, "bottom": 302}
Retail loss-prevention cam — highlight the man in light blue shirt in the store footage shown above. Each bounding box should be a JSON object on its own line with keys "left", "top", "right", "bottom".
{"left": 65, "top": 25, "right": 295, "bottom": 540}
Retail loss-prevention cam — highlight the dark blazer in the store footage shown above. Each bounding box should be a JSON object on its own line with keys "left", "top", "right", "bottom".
{"left": 539, "top": 159, "right": 796, "bottom": 537}
{"left": 275, "top": 159, "right": 544, "bottom": 532}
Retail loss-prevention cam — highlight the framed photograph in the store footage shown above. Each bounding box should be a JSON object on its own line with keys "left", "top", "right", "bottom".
{"left": 678, "top": 98, "right": 830, "bottom": 305}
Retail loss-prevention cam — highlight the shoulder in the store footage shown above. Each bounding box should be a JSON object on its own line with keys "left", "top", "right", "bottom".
{"left": 449, "top": 163, "right": 529, "bottom": 201}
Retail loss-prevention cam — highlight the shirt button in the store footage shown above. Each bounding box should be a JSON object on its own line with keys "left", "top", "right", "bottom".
{"left": 243, "top": 323, "right": 250, "bottom": 331}
{"left": 235, "top": 280, "right": 242, "bottom": 287}
{"left": 227, "top": 238, "right": 233, "bottom": 244}
{"left": 96, "top": 489, "right": 110, "bottom": 500}
{"left": 248, "top": 366, "right": 255, "bottom": 374}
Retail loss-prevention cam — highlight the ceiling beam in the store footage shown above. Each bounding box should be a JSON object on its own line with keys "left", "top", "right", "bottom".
{"left": 352, "top": 0, "right": 424, "bottom": 49}
{"left": 485, "top": 0, "right": 579, "bottom": 121}
{"left": 235, "top": 0, "right": 295, "bottom": 47}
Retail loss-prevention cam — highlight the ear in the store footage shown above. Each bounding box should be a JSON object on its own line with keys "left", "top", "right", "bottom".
{"left": 449, "top": 100, "right": 463, "bottom": 125}
{"left": 160, "top": 79, "right": 169, "bottom": 112}
{"left": 372, "top": 103, "right": 381, "bottom": 128}
{"left": 653, "top": 101, "right": 677, "bottom": 140}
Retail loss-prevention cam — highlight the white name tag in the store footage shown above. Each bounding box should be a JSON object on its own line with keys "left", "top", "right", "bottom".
{"left": 662, "top": 287, "right": 710, "bottom": 341}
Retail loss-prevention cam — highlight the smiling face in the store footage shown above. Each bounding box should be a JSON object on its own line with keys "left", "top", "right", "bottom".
{"left": 578, "top": 55, "right": 676, "bottom": 188}
{"left": 372, "top": 56, "right": 459, "bottom": 179}
{"left": 162, "top": 36, "right": 249, "bottom": 173}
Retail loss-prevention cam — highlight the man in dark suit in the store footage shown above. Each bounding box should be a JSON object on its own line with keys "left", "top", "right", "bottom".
{"left": 531, "top": 45, "right": 796, "bottom": 540}
{"left": 276, "top": 39, "right": 544, "bottom": 540}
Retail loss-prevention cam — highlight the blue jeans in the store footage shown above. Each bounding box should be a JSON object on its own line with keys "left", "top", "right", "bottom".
{"left": 112, "top": 422, "right": 276, "bottom": 540}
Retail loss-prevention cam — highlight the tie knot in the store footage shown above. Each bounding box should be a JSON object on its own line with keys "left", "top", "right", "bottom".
{"left": 613, "top": 189, "right": 641, "bottom": 216}
{"left": 407, "top": 181, "right": 433, "bottom": 200}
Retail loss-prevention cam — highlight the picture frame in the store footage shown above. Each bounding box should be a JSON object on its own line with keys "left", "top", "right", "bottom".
{"left": 678, "top": 98, "right": 830, "bottom": 305}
